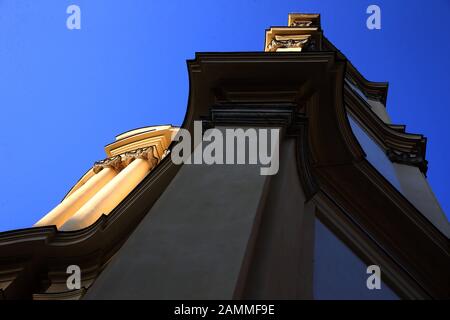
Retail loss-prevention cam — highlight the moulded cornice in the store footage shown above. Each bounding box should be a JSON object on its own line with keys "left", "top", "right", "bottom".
{"left": 345, "top": 86, "right": 428, "bottom": 173}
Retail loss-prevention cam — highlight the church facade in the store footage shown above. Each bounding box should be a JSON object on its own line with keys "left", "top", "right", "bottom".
{"left": 0, "top": 14, "right": 448, "bottom": 300}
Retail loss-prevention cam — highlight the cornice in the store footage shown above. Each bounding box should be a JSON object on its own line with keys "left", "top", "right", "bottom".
{"left": 104, "top": 125, "right": 173, "bottom": 158}
{"left": 345, "top": 86, "right": 428, "bottom": 173}
{"left": 322, "top": 37, "right": 389, "bottom": 105}
{"left": 33, "top": 288, "right": 86, "bottom": 300}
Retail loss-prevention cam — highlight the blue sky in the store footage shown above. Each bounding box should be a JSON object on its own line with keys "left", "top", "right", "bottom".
{"left": 0, "top": 0, "right": 448, "bottom": 231}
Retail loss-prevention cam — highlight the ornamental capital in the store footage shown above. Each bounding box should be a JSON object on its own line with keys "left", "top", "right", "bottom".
{"left": 93, "top": 145, "right": 160, "bottom": 173}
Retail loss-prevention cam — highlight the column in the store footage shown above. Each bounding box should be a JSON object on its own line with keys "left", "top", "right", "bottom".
{"left": 60, "top": 148, "right": 159, "bottom": 231}
{"left": 34, "top": 167, "right": 118, "bottom": 229}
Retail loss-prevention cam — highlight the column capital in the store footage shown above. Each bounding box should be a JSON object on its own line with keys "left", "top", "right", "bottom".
{"left": 93, "top": 146, "right": 160, "bottom": 174}
{"left": 265, "top": 13, "right": 322, "bottom": 52}
{"left": 93, "top": 155, "right": 123, "bottom": 173}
